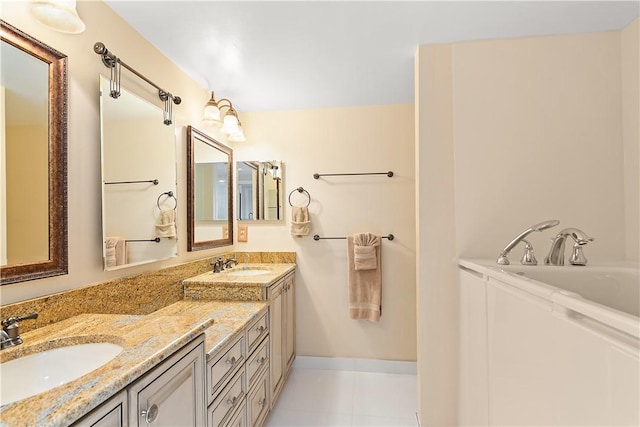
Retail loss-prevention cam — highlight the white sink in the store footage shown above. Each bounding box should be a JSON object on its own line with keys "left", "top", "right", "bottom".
{"left": 225, "top": 269, "right": 271, "bottom": 277}
{"left": 0, "top": 342, "right": 123, "bottom": 406}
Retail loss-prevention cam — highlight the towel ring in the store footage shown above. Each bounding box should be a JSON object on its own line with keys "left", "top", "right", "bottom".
{"left": 288, "top": 187, "right": 311, "bottom": 207}
{"left": 157, "top": 191, "right": 177, "bottom": 210}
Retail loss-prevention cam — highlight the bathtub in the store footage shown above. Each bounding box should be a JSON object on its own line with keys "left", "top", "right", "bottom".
{"left": 457, "top": 259, "right": 639, "bottom": 426}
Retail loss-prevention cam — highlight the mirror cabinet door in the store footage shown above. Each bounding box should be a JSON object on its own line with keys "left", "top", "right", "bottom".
{"left": 0, "top": 20, "right": 68, "bottom": 285}
{"left": 236, "top": 161, "right": 283, "bottom": 221}
{"left": 187, "top": 126, "right": 233, "bottom": 250}
{"left": 99, "top": 76, "right": 178, "bottom": 270}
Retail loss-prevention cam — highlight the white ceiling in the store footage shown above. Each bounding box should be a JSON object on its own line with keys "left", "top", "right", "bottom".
{"left": 104, "top": 1, "right": 639, "bottom": 112}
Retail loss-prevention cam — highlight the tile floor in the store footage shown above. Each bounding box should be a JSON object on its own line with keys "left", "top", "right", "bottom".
{"left": 264, "top": 363, "right": 418, "bottom": 426}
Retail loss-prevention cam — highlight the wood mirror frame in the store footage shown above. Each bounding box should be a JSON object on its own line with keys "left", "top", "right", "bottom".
{"left": 187, "top": 126, "right": 233, "bottom": 251}
{"left": 1, "top": 20, "right": 68, "bottom": 285}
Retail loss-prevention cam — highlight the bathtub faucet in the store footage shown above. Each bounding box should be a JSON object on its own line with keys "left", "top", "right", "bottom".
{"left": 544, "top": 228, "right": 594, "bottom": 266}
{"left": 496, "top": 220, "right": 560, "bottom": 265}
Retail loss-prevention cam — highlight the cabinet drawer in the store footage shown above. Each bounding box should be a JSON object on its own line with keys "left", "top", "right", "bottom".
{"left": 247, "top": 370, "right": 269, "bottom": 427}
{"left": 246, "top": 312, "right": 268, "bottom": 355}
{"left": 225, "top": 402, "right": 247, "bottom": 427}
{"left": 246, "top": 338, "right": 269, "bottom": 389}
{"left": 209, "top": 335, "right": 245, "bottom": 404}
{"left": 73, "top": 389, "right": 127, "bottom": 427}
{"left": 210, "top": 368, "right": 246, "bottom": 427}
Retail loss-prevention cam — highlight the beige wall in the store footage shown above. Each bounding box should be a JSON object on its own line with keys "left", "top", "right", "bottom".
{"left": 622, "top": 18, "right": 639, "bottom": 261}
{"left": 415, "top": 27, "right": 637, "bottom": 425}
{"left": 1, "top": 1, "right": 232, "bottom": 305}
{"left": 235, "top": 104, "right": 417, "bottom": 361}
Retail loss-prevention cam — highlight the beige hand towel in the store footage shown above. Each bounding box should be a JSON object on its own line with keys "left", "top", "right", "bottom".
{"left": 353, "top": 232, "right": 380, "bottom": 270}
{"left": 156, "top": 209, "right": 177, "bottom": 238}
{"left": 291, "top": 205, "right": 311, "bottom": 237}
{"left": 347, "top": 234, "right": 382, "bottom": 322}
{"left": 105, "top": 237, "right": 126, "bottom": 267}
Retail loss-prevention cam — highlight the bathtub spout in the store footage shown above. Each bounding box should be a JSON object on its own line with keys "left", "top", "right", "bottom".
{"left": 544, "top": 228, "right": 594, "bottom": 266}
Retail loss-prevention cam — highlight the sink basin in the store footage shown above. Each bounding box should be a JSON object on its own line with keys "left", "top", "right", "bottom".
{"left": 225, "top": 269, "right": 271, "bottom": 277}
{"left": 0, "top": 342, "right": 123, "bottom": 406}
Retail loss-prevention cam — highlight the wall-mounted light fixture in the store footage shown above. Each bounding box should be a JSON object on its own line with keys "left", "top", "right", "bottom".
{"left": 29, "top": 0, "right": 86, "bottom": 34}
{"left": 203, "top": 91, "right": 246, "bottom": 142}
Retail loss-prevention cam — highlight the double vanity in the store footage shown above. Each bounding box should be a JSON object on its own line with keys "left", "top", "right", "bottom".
{"left": 0, "top": 257, "right": 295, "bottom": 427}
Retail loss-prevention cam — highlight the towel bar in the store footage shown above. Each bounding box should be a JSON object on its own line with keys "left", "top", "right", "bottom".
{"left": 313, "top": 234, "right": 394, "bottom": 241}
{"left": 104, "top": 179, "right": 159, "bottom": 185}
{"left": 125, "top": 238, "right": 161, "bottom": 243}
{"left": 313, "top": 171, "right": 393, "bottom": 179}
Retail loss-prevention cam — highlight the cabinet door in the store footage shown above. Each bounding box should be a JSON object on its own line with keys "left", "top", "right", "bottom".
{"left": 283, "top": 274, "right": 295, "bottom": 373}
{"left": 457, "top": 268, "right": 488, "bottom": 427}
{"left": 269, "top": 280, "right": 284, "bottom": 403}
{"left": 129, "top": 339, "right": 205, "bottom": 427}
{"left": 74, "top": 390, "right": 128, "bottom": 427}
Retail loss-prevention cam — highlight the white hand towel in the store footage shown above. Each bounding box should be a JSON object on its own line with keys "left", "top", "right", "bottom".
{"left": 353, "top": 232, "right": 380, "bottom": 270}
{"left": 291, "top": 206, "right": 311, "bottom": 237}
{"left": 156, "top": 209, "right": 177, "bottom": 238}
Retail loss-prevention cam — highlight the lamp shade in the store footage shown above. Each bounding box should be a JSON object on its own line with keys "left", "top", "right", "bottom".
{"left": 228, "top": 126, "right": 246, "bottom": 142}
{"left": 29, "top": 0, "right": 86, "bottom": 34}
{"left": 221, "top": 113, "right": 239, "bottom": 135}
{"left": 203, "top": 92, "right": 222, "bottom": 123}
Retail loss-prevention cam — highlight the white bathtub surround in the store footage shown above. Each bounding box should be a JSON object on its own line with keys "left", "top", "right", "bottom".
{"left": 265, "top": 356, "right": 417, "bottom": 426}
{"left": 458, "top": 259, "right": 639, "bottom": 426}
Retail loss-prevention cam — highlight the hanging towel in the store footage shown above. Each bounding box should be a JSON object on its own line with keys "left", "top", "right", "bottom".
{"left": 156, "top": 209, "right": 177, "bottom": 238}
{"left": 353, "top": 232, "right": 380, "bottom": 270}
{"left": 105, "top": 237, "right": 126, "bottom": 267}
{"left": 291, "top": 205, "right": 311, "bottom": 237}
{"left": 347, "top": 233, "right": 382, "bottom": 322}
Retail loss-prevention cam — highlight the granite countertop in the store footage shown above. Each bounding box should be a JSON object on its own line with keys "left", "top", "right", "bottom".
{"left": 183, "top": 263, "right": 296, "bottom": 301}
{"left": 0, "top": 300, "right": 267, "bottom": 427}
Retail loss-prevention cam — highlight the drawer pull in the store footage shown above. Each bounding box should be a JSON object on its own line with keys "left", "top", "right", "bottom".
{"left": 141, "top": 404, "right": 159, "bottom": 424}
{"left": 226, "top": 356, "right": 237, "bottom": 366}
{"left": 259, "top": 398, "right": 267, "bottom": 407}
{"left": 255, "top": 325, "right": 265, "bottom": 334}
{"left": 257, "top": 356, "right": 267, "bottom": 365}
{"left": 227, "top": 395, "right": 238, "bottom": 407}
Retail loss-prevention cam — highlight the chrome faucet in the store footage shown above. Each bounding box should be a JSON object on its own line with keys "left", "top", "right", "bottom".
{"left": 211, "top": 258, "right": 225, "bottom": 273}
{"left": 497, "top": 220, "right": 560, "bottom": 265}
{"left": 544, "top": 228, "right": 594, "bottom": 266}
{"left": 1, "top": 312, "right": 38, "bottom": 350}
{"left": 224, "top": 258, "right": 238, "bottom": 269}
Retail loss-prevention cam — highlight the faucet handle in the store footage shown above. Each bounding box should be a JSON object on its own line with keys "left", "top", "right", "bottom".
{"left": 570, "top": 243, "right": 588, "bottom": 265}
{"left": 520, "top": 240, "right": 537, "bottom": 265}
{"left": 2, "top": 312, "right": 38, "bottom": 328}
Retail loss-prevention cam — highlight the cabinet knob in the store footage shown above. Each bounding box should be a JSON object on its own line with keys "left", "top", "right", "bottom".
{"left": 226, "top": 356, "right": 237, "bottom": 366}
{"left": 259, "top": 398, "right": 267, "bottom": 407}
{"left": 257, "top": 356, "right": 267, "bottom": 365}
{"left": 227, "top": 395, "right": 238, "bottom": 407}
{"left": 141, "top": 404, "right": 159, "bottom": 424}
{"left": 255, "top": 325, "right": 265, "bottom": 334}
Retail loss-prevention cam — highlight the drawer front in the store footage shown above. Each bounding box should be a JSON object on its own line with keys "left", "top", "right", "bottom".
{"left": 210, "top": 369, "right": 246, "bottom": 427}
{"left": 247, "top": 370, "right": 270, "bottom": 427}
{"left": 225, "top": 402, "right": 247, "bottom": 427}
{"left": 246, "top": 338, "right": 269, "bottom": 389}
{"left": 209, "top": 335, "right": 245, "bottom": 403}
{"left": 246, "top": 312, "right": 268, "bottom": 355}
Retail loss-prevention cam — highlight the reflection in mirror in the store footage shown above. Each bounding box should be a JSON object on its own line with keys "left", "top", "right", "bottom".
{"left": 187, "top": 126, "right": 233, "bottom": 250}
{"left": 100, "top": 75, "right": 178, "bottom": 270}
{"left": 0, "top": 20, "right": 68, "bottom": 285}
{"left": 237, "top": 161, "right": 283, "bottom": 221}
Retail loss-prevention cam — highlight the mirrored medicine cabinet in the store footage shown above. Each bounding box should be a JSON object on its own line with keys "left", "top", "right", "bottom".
{"left": 0, "top": 20, "right": 68, "bottom": 285}
{"left": 187, "top": 126, "right": 234, "bottom": 251}
{"left": 236, "top": 161, "right": 284, "bottom": 221}
{"left": 99, "top": 75, "right": 178, "bottom": 270}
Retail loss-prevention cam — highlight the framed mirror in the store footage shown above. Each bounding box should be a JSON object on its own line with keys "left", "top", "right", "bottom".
{"left": 187, "top": 126, "right": 233, "bottom": 250}
{"left": 236, "top": 161, "right": 283, "bottom": 221}
{"left": 0, "top": 20, "right": 68, "bottom": 285}
{"left": 99, "top": 75, "right": 178, "bottom": 270}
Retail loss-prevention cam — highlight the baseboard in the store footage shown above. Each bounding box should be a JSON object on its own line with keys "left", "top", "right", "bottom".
{"left": 293, "top": 355, "right": 417, "bottom": 375}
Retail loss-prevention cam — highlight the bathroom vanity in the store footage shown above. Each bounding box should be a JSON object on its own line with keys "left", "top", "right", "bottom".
{"left": 0, "top": 257, "right": 296, "bottom": 427}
